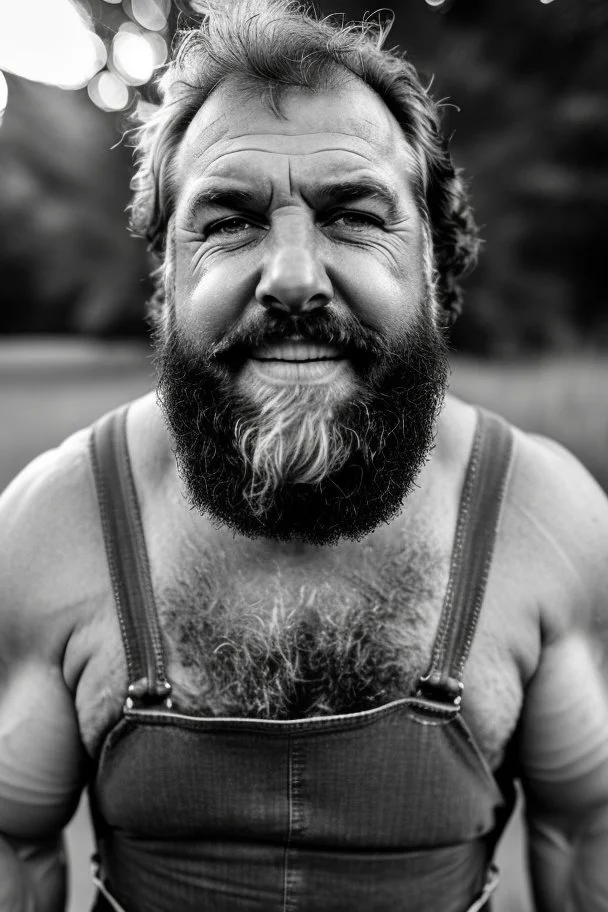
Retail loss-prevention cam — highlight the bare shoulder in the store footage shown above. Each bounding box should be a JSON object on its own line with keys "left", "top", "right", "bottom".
{"left": 0, "top": 419, "right": 106, "bottom": 656}
{"left": 503, "top": 421, "right": 608, "bottom": 638}
{"left": 0, "top": 421, "right": 112, "bottom": 836}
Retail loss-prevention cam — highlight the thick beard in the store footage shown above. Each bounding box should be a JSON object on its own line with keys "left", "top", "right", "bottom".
{"left": 154, "top": 306, "right": 450, "bottom": 545}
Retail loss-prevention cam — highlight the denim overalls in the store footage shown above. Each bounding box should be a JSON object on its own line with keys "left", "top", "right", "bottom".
{"left": 87, "top": 406, "right": 515, "bottom": 912}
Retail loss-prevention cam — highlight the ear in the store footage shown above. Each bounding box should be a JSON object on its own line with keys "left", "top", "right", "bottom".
{"left": 439, "top": 304, "right": 460, "bottom": 329}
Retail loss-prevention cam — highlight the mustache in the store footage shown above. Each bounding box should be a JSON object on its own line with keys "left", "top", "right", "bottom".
{"left": 209, "top": 310, "right": 390, "bottom": 365}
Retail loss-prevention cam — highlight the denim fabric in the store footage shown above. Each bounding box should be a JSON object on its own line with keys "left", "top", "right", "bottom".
{"left": 88, "top": 698, "right": 511, "bottom": 912}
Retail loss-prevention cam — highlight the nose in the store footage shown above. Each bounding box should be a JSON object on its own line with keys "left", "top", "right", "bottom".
{"left": 255, "top": 208, "right": 333, "bottom": 315}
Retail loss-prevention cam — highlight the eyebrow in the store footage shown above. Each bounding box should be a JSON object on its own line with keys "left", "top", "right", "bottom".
{"left": 313, "top": 179, "right": 403, "bottom": 221}
{"left": 183, "top": 185, "right": 260, "bottom": 223}
{"left": 182, "top": 177, "right": 404, "bottom": 223}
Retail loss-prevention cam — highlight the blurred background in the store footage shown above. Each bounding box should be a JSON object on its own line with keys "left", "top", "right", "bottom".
{"left": 0, "top": 0, "right": 606, "bottom": 909}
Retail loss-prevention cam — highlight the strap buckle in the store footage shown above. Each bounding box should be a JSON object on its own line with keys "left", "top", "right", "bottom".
{"left": 125, "top": 676, "right": 173, "bottom": 710}
{"left": 417, "top": 672, "right": 464, "bottom": 708}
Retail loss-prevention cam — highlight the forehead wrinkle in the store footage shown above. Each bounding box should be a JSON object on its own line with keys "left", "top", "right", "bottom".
{"left": 178, "top": 147, "right": 382, "bottom": 202}
{"left": 201, "top": 147, "right": 376, "bottom": 164}
{"left": 180, "top": 127, "right": 391, "bottom": 171}
{"left": 178, "top": 110, "right": 419, "bottom": 207}
{"left": 224, "top": 131, "right": 381, "bottom": 154}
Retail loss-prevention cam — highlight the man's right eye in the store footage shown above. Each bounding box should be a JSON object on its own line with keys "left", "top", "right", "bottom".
{"left": 205, "top": 217, "right": 258, "bottom": 237}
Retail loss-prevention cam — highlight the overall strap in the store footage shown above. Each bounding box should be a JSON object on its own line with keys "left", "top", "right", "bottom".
{"left": 419, "top": 408, "right": 514, "bottom": 708}
{"left": 89, "top": 406, "right": 172, "bottom": 710}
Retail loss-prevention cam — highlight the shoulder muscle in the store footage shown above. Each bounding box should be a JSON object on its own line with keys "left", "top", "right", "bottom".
{"left": 0, "top": 426, "right": 103, "bottom": 837}
{"left": 505, "top": 428, "right": 608, "bottom": 638}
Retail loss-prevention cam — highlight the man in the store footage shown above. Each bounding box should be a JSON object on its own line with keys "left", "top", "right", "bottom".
{"left": 1, "top": 1, "right": 608, "bottom": 910}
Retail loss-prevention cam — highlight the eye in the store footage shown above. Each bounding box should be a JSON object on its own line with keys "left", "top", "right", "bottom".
{"left": 326, "top": 211, "right": 383, "bottom": 231}
{"left": 205, "top": 216, "right": 261, "bottom": 238}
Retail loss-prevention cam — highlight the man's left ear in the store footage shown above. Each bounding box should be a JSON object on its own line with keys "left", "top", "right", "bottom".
{"left": 438, "top": 307, "right": 457, "bottom": 329}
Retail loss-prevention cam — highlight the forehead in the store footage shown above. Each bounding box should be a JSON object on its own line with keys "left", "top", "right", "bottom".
{"left": 175, "top": 79, "right": 419, "bottom": 193}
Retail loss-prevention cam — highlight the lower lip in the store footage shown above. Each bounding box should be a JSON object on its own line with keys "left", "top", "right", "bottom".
{"left": 248, "top": 358, "right": 347, "bottom": 383}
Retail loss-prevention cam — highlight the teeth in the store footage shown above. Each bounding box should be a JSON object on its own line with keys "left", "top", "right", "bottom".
{"left": 252, "top": 343, "right": 343, "bottom": 362}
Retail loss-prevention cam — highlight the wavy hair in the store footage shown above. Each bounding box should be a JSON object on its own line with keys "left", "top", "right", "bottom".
{"left": 130, "top": 0, "right": 479, "bottom": 324}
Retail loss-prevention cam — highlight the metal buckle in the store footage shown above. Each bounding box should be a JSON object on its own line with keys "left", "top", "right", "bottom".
{"left": 124, "top": 676, "right": 173, "bottom": 710}
{"left": 417, "top": 672, "right": 464, "bottom": 708}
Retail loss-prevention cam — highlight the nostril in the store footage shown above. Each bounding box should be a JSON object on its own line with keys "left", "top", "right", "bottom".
{"left": 257, "top": 285, "right": 332, "bottom": 314}
{"left": 304, "top": 294, "right": 333, "bottom": 311}
{"left": 258, "top": 293, "right": 331, "bottom": 314}
{"left": 258, "top": 293, "right": 289, "bottom": 312}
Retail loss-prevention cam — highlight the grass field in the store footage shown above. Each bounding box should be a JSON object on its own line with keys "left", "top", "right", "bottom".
{"left": 451, "top": 353, "right": 608, "bottom": 492}
{"left": 2, "top": 338, "right": 607, "bottom": 912}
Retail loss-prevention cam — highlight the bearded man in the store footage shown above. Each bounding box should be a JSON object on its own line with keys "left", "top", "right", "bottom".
{"left": 1, "top": 2, "right": 608, "bottom": 911}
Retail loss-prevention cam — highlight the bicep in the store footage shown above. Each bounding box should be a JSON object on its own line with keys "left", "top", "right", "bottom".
{"left": 0, "top": 658, "right": 86, "bottom": 839}
{"left": 519, "top": 630, "right": 608, "bottom": 821}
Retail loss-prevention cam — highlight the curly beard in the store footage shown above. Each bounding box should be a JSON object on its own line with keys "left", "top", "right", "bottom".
{"left": 154, "top": 303, "right": 449, "bottom": 544}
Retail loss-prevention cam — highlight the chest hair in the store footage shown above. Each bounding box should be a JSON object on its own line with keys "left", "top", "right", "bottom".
{"left": 157, "top": 536, "right": 450, "bottom": 720}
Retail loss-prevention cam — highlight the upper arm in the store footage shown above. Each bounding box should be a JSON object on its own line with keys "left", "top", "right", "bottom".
{"left": 518, "top": 631, "right": 608, "bottom": 823}
{"left": 513, "top": 433, "right": 608, "bottom": 821}
{"left": 0, "top": 661, "right": 86, "bottom": 838}
{"left": 0, "top": 438, "right": 94, "bottom": 839}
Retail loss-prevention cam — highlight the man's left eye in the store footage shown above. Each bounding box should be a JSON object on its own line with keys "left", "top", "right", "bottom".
{"left": 327, "top": 212, "right": 381, "bottom": 230}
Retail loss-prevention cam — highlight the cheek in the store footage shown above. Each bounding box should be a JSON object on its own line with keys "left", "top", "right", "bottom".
{"left": 174, "top": 246, "right": 258, "bottom": 344}
{"left": 331, "top": 241, "right": 427, "bottom": 335}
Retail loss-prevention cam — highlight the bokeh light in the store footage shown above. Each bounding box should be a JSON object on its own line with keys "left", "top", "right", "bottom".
{"left": 87, "top": 69, "right": 131, "bottom": 111}
{"left": 131, "top": 0, "right": 170, "bottom": 32}
{"left": 143, "top": 31, "right": 168, "bottom": 69}
{"left": 0, "top": 0, "right": 106, "bottom": 89}
{"left": 111, "top": 30, "right": 156, "bottom": 86}
{"left": 118, "top": 20, "right": 147, "bottom": 35}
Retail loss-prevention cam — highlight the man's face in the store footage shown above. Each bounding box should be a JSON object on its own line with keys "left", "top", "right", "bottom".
{"left": 156, "top": 78, "right": 449, "bottom": 544}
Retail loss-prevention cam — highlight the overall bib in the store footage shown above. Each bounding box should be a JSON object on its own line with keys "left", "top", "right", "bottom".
{"left": 87, "top": 406, "right": 515, "bottom": 912}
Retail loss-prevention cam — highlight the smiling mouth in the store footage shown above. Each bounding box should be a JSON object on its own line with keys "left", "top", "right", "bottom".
{"left": 247, "top": 342, "right": 348, "bottom": 384}
{"left": 251, "top": 343, "right": 344, "bottom": 362}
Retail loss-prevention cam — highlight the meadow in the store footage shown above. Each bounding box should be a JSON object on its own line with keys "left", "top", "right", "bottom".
{"left": 2, "top": 338, "right": 606, "bottom": 912}
{"left": 452, "top": 353, "right": 608, "bottom": 493}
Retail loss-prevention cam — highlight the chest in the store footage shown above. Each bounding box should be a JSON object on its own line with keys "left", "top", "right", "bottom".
{"left": 155, "top": 532, "right": 451, "bottom": 720}
{"left": 75, "top": 516, "right": 526, "bottom": 771}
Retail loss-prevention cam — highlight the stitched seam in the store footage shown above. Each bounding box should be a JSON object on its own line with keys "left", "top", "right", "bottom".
{"left": 427, "top": 413, "right": 483, "bottom": 675}
{"left": 285, "top": 740, "right": 303, "bottom": 912}
{"left": 455, "top": 430, "right": 514, "bottom": 679}
{"left": 89, "top": 427, "right": 136, "bottom": 684}
{"left": 119, "top": 411, "right": 168, "bottom": 688}
{"left": 443, "top": 413, "right": 511, "bottom": 683}
{"left": 123, "top": 696, "right": 422, "bottom": 731}
{"left": 282, "top": 734, "right": 293, "bottom": 912}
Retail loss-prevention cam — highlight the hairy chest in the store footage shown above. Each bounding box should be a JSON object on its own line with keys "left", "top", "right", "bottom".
{"left": 75, "top": 530, "right": 525, "bottom": 771}
{"left": 156, "top": 537, "right": 450, "bottom": 721}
